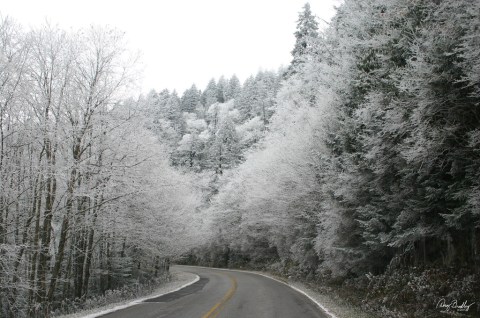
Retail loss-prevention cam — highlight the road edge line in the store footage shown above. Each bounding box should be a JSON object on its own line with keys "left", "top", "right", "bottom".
{"left": 178, "top": 265, "right": 338, "bottom": 318}
{"left": 80, "top": 273, "right": 200, "bottom": 318}
{"left": 254, "top": 272, "right": 338, "bottom": 318}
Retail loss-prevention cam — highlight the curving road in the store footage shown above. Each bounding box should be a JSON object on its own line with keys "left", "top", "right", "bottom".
{"left": 100, "top": 265, "right": 330, "bottom": 318}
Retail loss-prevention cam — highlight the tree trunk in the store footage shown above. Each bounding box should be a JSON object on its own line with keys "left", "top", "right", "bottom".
{"left": 82, "top": 192, "right": 102, "bottom": 297}
{"left": 37, "top": 143, "right": 57, "bottom": 305}
{"left": 47, "top": 164, "right": 77, "bottom": 303}
{"left": 28, "top": 174, "right": 43, "bottom": 315}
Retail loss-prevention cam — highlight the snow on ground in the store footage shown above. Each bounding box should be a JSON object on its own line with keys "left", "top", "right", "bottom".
{"left": 57, "top": 269, "right": 199, "bottom": 318}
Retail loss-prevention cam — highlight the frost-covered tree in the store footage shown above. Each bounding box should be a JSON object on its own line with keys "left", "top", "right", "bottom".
{"left": 216, "top": 75, "right": 227, "bottom": 103}
{"left": 254, "top": 71, "right": 280, "bottom": 125}
{"left": 181, "top": 84, "right": 201, "bottom": 113}
{"left": 0, "top": 19, "right": 209, "bottom": 317}
{"left": 288, "top": 2, "right": 319, "bottom": 74}
{"left": 225, "top": 74, "right": 242, "bottom": 101}
{"left": 165, "top": 90, "right": 185, "bottom": 135}
{"left": 202, "top": 78, "right": 219, "bottom": 110}
{"left": 235, "top": 71, "right": 281, "bottom": 124}
{"left": 235, "top": 75, "right": 256, "bottom": 121}
{"left": 210, "top": 117, "right": 241, "bottom": 175}
{"left": 193, "top": 0, "right": 480, "bottom": 293}
{"left": 389, "top": 0, "right": 480, "bottom": 265}
{"left": 174, "top": 113, "right": 209, "bottom": 169}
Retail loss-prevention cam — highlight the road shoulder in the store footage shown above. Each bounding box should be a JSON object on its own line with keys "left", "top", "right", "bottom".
{"left": 255, "top": 272, "right": 373, "bottom": 318}
{"left": 57, "top": 269, "right": 199, "bottom": 318}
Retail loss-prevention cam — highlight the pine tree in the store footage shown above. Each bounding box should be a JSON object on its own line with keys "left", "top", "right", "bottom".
{"left": 210, "top": 117, "right": 241, "bottom": 175}
{"left": 202, "top": 78, "right": 218, "bottom": 112}
{"left": 165, "top": 91, "right": 185, "bottom": 135}
{"left": 390, "top": 0, "right": 480, "bottom": 266}
{"left": 180, "top": 84, "right": 201, "bottom": 113}
{"left": 289, "top": 3, "right": 319, "bottom": 73}
{"left": 216, "top": 76, "right": 227, "bottom": 103}
{"left": 254, "top": 71, "right": 279, "bottom": 125}
{"left": 225, "top": 74, "right": 242, "bottom": 101}
{"left": 235, "top": 76, "right": 256, "bottom": 121}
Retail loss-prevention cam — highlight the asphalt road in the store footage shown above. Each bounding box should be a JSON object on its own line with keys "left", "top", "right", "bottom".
{"left": 100, "top": 265, "right": 330, "bottom": 318}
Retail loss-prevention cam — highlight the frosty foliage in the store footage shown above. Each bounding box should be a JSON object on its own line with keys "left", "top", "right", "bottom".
{"left": 0, "top": 19, "right": 205, "bottom": 317}
{"left": 182, "top": 1, "right": 480, "bottom": 316}
{"left": 1, "top": 0, "right": 480, "bottom": 317}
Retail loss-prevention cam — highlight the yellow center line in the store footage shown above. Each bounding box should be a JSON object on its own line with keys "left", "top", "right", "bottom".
{"left": 201, "top": 274, "right": 238, "bottom": 318}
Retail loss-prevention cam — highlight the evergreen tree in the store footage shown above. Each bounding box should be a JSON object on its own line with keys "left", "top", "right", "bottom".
{"left": 216, "top": 76, "right": 227, "bottom": 103}
{"left": 165, "top": 91, "right": 185, "bottom": 135}
{"left": 175, "top": 113, "right": 209, "bottom": 170}
{"left": 157, "top": 89, "right": 171, "bottom": 114}
{"left": 180, "top": 84, "right": 201, "bottom": 113}
{"left": 289, "top": 3, "right": 319, "bottom": 73}
{"left": 225, "top": 74, "right": 242, "bottom": 101}
{"left": 210, "top": 117, "right": 241, "bottom": 175}
{"left": 254, "top": 71, "right": 279, "bottom": 125}
{"left": 390, "top": 0, "right": 480, "bottom": 266}
{"left": 202, "top": 78, "right": 218, "bottom": 113}
{"left": 236, "top": 75, "right": 256, "bottom": 121}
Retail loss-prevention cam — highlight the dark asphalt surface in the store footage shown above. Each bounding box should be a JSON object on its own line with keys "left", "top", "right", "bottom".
{"left": 100, "top": 265, "right": 330, "bottom": 318}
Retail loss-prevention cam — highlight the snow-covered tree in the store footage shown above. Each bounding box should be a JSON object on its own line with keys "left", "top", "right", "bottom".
{"left": 288, "top": 2, "right": 319, "bottom": 74}
{"left": 225, "top": 74, "right": 242, "bottom": 101}
{"left": 180, "top": 84, "right": 201, "bottom": 113}
{"left": 202, "top": 78, "right": 219, "bottom": 111}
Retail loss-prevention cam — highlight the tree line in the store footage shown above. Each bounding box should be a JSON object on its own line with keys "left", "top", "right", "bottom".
{"left": 181, "top": 1, "right": 480, "bottom": 316}
{"left": 140, "top": 70, "right": 282, "bottom": 174}
{"left": 0, "top": 19, "right": 206, "bottom": 317}
{"left": 2, "top": 0, "right": 479, "bottom": 316}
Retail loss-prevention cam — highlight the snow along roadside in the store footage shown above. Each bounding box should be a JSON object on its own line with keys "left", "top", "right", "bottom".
{"left": 58, "top": 270, "right": 199, "bottom": 318}
{"left": 179, "top": 265, "right": 338, "bottom": 318}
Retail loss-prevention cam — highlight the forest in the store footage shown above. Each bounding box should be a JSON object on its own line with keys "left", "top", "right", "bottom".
{"left": 1, "top": 0, "right": 479, "bottom": 317}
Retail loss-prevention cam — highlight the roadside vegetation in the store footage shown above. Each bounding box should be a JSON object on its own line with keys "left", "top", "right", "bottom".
{"left": 1, "top": 0, "right": 479, "bottom": 317}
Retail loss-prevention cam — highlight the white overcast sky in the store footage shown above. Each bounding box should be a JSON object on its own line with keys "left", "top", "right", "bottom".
{"left": 1, "top": 0, "right": 341, "bottom": 94}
